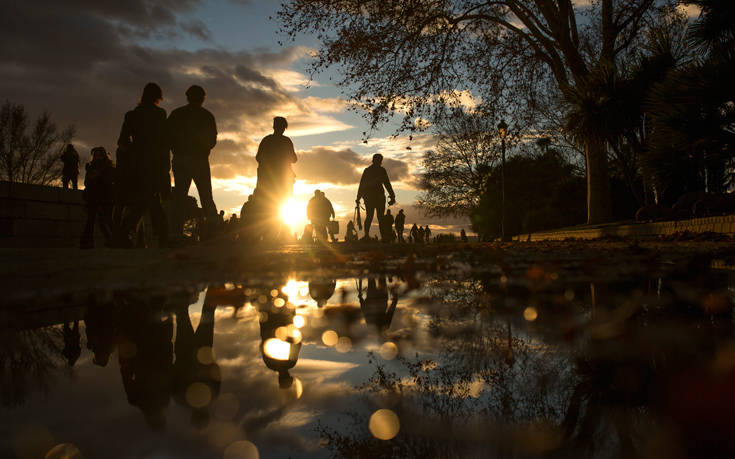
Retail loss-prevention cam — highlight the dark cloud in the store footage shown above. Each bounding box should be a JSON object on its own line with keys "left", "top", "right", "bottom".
{"left": 294, "top": 147, "right": 412, "bottom": 185}
{"left": 0, "top": 0, "right": 307, "bottom": 179}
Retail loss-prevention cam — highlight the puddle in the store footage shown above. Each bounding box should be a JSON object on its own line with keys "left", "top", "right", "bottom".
{"left": 1, "top": 268, "right": 735, "bottom": 458}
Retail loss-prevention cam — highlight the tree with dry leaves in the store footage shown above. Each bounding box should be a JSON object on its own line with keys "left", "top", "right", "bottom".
{"left": 0, "top": 101, "right": 75, "bottom": 185}
{"left": 279, "top": 0, "right": 678, "bottom": 224}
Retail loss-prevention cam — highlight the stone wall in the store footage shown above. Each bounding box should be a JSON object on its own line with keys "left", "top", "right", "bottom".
{"left": 0, "top": 181, "right": 92, "bottom": 247}
{"left": 519, "top": 215, "right": 735, "bottom": 241}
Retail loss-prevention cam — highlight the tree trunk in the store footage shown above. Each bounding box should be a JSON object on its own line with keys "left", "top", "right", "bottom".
{"left": 586, "top": 140, "right": 612, "bottom": 224}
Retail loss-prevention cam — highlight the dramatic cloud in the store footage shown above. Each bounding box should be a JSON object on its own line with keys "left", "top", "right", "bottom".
{"left": 0, "top": 0, "right": 348, "bottom": 177}
{"left": 294, "top": 147, "right": 411, "bottom": 186}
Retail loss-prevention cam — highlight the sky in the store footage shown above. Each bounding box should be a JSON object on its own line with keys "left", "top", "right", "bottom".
{"left": 0, "top": 0, "right": 468, "bottom": 234}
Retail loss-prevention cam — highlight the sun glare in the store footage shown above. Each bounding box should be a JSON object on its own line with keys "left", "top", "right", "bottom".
{"left": 280, "top": 198, "right": 306, "bottom": 229}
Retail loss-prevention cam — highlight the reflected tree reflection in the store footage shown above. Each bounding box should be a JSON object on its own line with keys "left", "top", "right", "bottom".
{"left": 0, "top": 327, "right": 65, "bottom": 407}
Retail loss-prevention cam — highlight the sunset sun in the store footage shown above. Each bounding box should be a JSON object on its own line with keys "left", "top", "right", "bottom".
{"left": 280, "top": 198, "right": 306, "bottom": 229}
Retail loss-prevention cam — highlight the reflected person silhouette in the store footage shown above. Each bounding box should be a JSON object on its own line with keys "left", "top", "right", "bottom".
{"left": 258, "top": 287, "right": 302, "bottom": 388}
{"left": 172, "top": 289, "right": 222, "bottom": 429}
{"left": 84, "top": 305, "right": 119, "bottom": 367}
{"left": 308, "top": 278, "right": 336, "bottom": 307}
{"left": 358, "top": 277, "right": 398, "bottom": 334}
{"left": 118, "top": 302, "right": 173, "bottom": 431}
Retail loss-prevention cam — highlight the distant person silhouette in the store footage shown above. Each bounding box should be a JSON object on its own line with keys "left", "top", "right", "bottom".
{"left": 410, "top": 223, "right": 420, "bottom": 244}
{"left": 115, "top": 82, "right": 170, "bottom": 248}
{"left": 61, "top": 144, "right": 79, "bottom": 189}
{"left": 356, "top": 153, "right": 395, "bottom": 240}
{"left": 461, "top": 228, "right": 468, "bottom": 242}
{"left": 394, "top": 209, "right": 405, "bottom": 243}
{"left": 307, "top": 189, "right": 335, "bottom": 242}
{"left": 425, "top": 225, "right": 432, "bottom": 243}
{"left": 173, "top": 289, "right": 221, "bottom": 429}
{"left": 61, "top": 321, "right": 81, "bottom": 367}
{"left": 345, "top": 220, "right": 358, "bottom": 242}
{"left": 255, "top": 116, "right": 297, "bottom": 230}
{"left": 358, "top": 277, "right": 398, "bottom": 334}
{"left": 379, "top": 209, "right": 395, "bottom": 242}
{"left": 81, "top": 147, "right": 115, "bottom": 249}
{"left": 166, "top": 85, "right": 218, "bottom": 241}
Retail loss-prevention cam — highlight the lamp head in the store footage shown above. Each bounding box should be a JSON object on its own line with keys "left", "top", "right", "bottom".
{"left": 497, "top": 120, "right": 508, "bottom": 139}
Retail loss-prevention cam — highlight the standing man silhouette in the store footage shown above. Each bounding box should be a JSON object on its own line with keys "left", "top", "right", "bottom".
{"left": 356, "top": 153, "right": 395, "bottom": 240}
{"left": 167, "top": 85, "right": 218, "bottom": 240}
{"left": 256, "top": 117, "right": 297, "bottom": 235}
{"left": 307, "top": 190, "right": 335, "bottom": 242}
{"left": 394, "top": 209, "right": 406, "bottom": 243}
{"left": 116, "top": 82, "right": 170, "bottom": 248}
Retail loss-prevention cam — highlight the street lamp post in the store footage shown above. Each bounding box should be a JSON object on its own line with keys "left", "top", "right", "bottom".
{"left": 498, "top": 119, "right": 508, "bottom": 242}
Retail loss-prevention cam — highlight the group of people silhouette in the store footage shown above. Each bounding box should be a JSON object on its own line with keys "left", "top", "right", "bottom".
{"left": 70, "top": 81, "right": 438, "bottom": 248}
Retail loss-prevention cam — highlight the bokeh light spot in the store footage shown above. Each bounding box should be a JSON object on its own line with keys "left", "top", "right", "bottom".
{"left": 273, "top": 298, "right": 285, "bottom": 307}
{"left": 186, "top": 382, "right": 212, "bottom": 408}
{"left": 336, "top": 336, "right": 352, "bottom": 353}
{"left": 379, "top": 342, "right": 399, "bottom": 360}
{"left": 44, "top": 443, "right": 82, "bottom": 459}
{"left": 293, "top": 315, "right": 305, "bottom": 328}
{"left": 523, "top": 307, "right": 538, "bottom": 321}
{"left": 224, "top": 440, "right": 259, "bottom": 459}
{"left": 322, "top": 330, "right": 338, "bottom": 346}
{"left": 263, "top": 338, "right": 291, "bottom": 360}
{"left": 197, "top": 346, "right": 215, "bottom": 365}
{"left": 369, "top": 409, "right": 400, "bottom": 440}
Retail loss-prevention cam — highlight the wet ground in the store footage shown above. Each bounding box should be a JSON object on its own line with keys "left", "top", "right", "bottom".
{"left": 2, "top": 241, "right": 735, "bottom": 458}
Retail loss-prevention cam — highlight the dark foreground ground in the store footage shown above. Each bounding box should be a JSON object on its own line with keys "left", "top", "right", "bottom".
{"left": 2, "top": 240, "right": 735, "bottom": 458}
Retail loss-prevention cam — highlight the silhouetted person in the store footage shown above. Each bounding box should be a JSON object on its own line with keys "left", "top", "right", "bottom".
{"left": 81, "top": 147, "right": 115, "bottom": 249}
{"left": 61, "top": 321, "right": 81, "bottom": 367}
{"left": 173, "top": 290, "right": 221, "bottom": 429}
{"left": 461, "top": 228, "right": 468, "bottom": 242}
{"left": 116, "top": 82, "right": 170, "bottom": 248}
{"left": 345, "top": 220, "right": 358, "bottom": 242}
{"left": 239, "top": 190, "right": 270, "bottom": 242}
{"left": 61, "top": 144, "right": 79, "bottom": 189}
{"left": 167, "top": 85, "right": 218, "bottom": 241}
{"left": 307, "top": 189, "right": 335, "bottom": 242}
{"left": 379, "top": 209, "right": 395, "bottom": 242}
{"left": 425, "top": 225, "right": 432, "bottom": 243}
{"left": 84, "top": 305, "right": 118, "bottom": 367}
{"left": 358, "top": 277, "right": 398, "bottom": 334}
{"left": 255, "top": 116, "right": 297, "bottom": 234}
{"left": 118, "top": 303, "right": 174, "bottom": 431}
{"left": 258, "top": 289, "right": 302, "bottom": 388}
{"left": 309, "top": 278, "right": 336, "bottom": 307}
{"left": 410, "top": 223, "right": 420, "bottom": 244}
{"left": 356, "top": 153, "right": 395, "bottom": 240}
{"left": 394, "top": 209, "right": 405, "bottom": 243}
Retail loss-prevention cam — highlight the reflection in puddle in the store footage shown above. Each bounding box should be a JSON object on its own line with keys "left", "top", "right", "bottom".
{"left": 2, "top": 269, "right": 735, "bottom": 458}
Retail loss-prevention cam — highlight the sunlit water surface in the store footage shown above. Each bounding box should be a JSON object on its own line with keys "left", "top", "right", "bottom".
{"left": 2, "top": 268, "right": 735, "bottom": 458}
